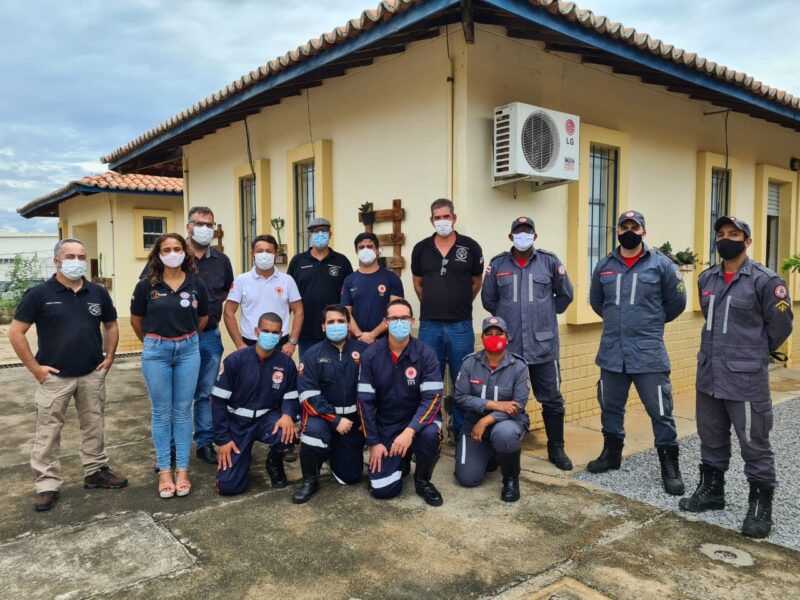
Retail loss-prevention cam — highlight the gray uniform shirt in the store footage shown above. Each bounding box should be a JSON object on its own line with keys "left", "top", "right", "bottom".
{"left": 590, "top": 244, "right": 687, "bottom": 373}
{"left": 455, "top": 350, "right": 531, "bottom": 434}
{"left": 481, "top": 249, "right": 573, "bottom": 364}
{"left": 697, "top": 257, "right": 793, "bottom": 402}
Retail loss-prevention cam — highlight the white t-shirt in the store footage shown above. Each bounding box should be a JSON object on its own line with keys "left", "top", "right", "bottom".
{"left": 227, "top": 268, "right": 302, "bottom": 339}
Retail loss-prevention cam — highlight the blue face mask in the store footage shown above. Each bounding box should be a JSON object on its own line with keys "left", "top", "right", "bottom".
{"left": 325, "top": 322, "right": 348, "bottom": 342}
{"left": 311, "top": 231, "right": 330, "bottom": 250}
{"left": 388, "top": 319, "right": 411, "bottom": 341}
{"left": 257, "top": 331, "right": 281, "bottom": 351}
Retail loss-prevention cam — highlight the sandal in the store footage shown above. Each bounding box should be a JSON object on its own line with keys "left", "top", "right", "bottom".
{"left": 175, "top": 469, "right": 192, "bottom": 497}
{"left": 158, "top": 470, "right": 175, "bottom": 499}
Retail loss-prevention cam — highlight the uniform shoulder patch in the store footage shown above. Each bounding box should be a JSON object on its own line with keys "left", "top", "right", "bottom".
{"left": 490, "top": 250, "right": 510, "bottom": 263}
{"left": 774, "top": 284, "right": 788, "bottom": 299}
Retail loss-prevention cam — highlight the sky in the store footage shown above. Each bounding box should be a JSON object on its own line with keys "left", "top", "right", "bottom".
{"left": 1, "top": 0, "right": 798, "bottom": 233}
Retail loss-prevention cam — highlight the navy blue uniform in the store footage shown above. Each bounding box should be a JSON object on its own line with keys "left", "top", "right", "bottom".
{"left": 298, "top": 337, "right": 368, "bottom": 484}
{"left": 357, "top": 337, "right": 442, "bottom": 499}
{"left": 211, "top": 347, "right": 299, "bottom": 495}
{"left": 341, "top": 268, "right": 404, "bottom": 334}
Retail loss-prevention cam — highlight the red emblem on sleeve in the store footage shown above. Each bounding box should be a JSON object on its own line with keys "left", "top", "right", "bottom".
{"left": 775, "top": 284, "right": 788, "bottom": 299}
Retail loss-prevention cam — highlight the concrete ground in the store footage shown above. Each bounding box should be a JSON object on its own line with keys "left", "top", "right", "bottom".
{"left": 2, "top": 359, "right": 800, "bottom": 599}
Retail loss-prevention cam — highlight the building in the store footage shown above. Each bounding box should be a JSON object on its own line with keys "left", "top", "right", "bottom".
{"left": 17, "top": 172, "right": 184, "bottom": 351}
{"left": 0, "top": 230, "right": 58, "bottom": 282}
{"left": 98, "top": 0, "right": 799, "bottom": 425}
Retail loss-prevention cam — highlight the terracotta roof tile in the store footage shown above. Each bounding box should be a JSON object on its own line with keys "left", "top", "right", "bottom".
{"left": 102, "top": 0, "right": 800, "bottom": 165}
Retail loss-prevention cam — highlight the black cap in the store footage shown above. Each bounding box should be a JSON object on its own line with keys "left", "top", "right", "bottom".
{"left": 510, "top": 216, "right": 535, "bottom": 233}
{"left": 617, "top": 210, "right": 645, "bottom": 228}
{"left": 714, "top": 216, "right": 751, "bottom": 238}
{"left": 481, "top": 316, "right": 508, "bottom": 333}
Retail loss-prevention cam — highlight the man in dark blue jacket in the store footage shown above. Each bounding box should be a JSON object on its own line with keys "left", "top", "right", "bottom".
{"left": 211, "top": 312, "right": 299, "bottom": 495}
{"left": 292, "top": 305, "right": 368, "bottom": 503}
{"left": 588, "top": 210, "right": 687, "bottom": 495}
{"left": 357, "top": 299, "right": 444, "bottom": 506}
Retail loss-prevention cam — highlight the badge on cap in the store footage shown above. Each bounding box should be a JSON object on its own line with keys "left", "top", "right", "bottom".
{"left": 775, "top": 284, "right": 788, "bottom": 299}
{"left": 626, "top": 211, "right": 635, "bottom": 218}
{"left": 405, "top": 367, "right": 417, "bottom": 379}
{"left": 489, "top": 317, "right": 498, "bottom": 324}
{"left": 519, "top": 217, "right": 527, "bottom": 223}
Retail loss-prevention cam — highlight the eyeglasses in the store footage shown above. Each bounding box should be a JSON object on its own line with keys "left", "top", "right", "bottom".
{"left": 190, "top": 220, "right": 216, "bottom": 228}
{"left": 387, "top": 316, "right": 412, "bottom": 324}
{"left": 440, "top": 258, "right": 449, "bottom": 277}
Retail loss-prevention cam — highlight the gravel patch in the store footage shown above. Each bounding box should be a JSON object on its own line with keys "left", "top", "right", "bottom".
{"left": 574, "top": 395, "right": 800, "bottom": 551}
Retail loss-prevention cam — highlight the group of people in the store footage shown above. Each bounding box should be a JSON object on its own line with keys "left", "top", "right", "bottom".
{"left": 8, "top": 199, "right": 791, "bottom": 540}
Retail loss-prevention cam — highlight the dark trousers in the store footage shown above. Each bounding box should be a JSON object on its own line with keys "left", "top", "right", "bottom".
{"left": 454, "top": 420, "right": 527, "bottom": 487}
{"left": 528, "top": 361, "right": 565, "bottom": 415}
{"left": 300, "top": 415, "right": 365, "bottom": 484}
{"left": 597, "top": 369, "right": 678, "bottom": 447}
{"left": 369, "top": 422, "right": 441, "bottom": 499}
{"left": 216, "top": 411, "right": 290, "bottom": 495}
{"left": 697, "top": 391, "right": 776, "bottom": 486}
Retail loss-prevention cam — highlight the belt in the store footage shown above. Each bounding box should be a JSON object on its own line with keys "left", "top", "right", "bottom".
{"left": 145, "top": 331, "right": 197, "bottom": 342}
{"left": 227, "top": 406, "right": 271, "bottom": 418}
{"left": 334, "top": 404, "right": 357, "bottom": 415}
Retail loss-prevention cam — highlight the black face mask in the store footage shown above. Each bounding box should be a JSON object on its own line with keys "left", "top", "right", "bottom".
{"left": 716, "top": 238, "right": 746, "bottom": 261}
{"left": 618, "top": 230, "right": 643, "bottom": 250}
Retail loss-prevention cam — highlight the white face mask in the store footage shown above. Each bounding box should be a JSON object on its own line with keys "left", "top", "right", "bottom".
{"left": 160, "top": 252, "right": 185, "bottom": 269}
{"left": 512, "top": 232, "right": 535, "bottom": 252}
{"left": 192, "top": 225, "right": 214, "bottom": 246}
{"left": 60, "top": 259, "right": 87, "bottom": 281}
{"left": 254, "top": 252, "right": 275, "bottom": 270}
{"left": 433, "top": 220, "right": 454, "bottom": 237}
{"left": 357, "top": 248, "right": 377, "bottom": 266}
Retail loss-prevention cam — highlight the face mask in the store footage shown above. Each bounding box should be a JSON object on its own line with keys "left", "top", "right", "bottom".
{"left": 388, "top": 319, "right": 411, "bottom": 341}
{"left": 160, "top": 252, "right": 185, "bottom": 269}
{"left": 257, "top": 331, "right": 281, "bottom": 351}
{"left": 325, "top": 322, "right": 348, "bottom": 342}
{"left": 311, "top": 231, "right": 330, "bottom": 250}
{"left": 716, "top": 238, "right": 746, "bottom": 261}
{"left": 512, "top": 233, "right": 535, "bottom": 252}
{"left": 482, "top": 335, "right": 508, "bottom": 353}
{"left": 618, "top": 230, "right": 643, "bottom": 250}
{"left": 60, "top": 259, "right": 87, "bottom": 281}
{"left": 192, "top": 225, "right": 214, "bottom": 246}
{"left": 254, "top": 252, "right": 275, "bottom": 270}
{"left": 433, "top": 220, "right": 453, "bottom": 237}
{"left": 357, "top": 248, "right": 377, "bottom": 266}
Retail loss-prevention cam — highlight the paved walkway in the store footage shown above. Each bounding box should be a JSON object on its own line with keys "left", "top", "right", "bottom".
{"left": 1, "top": 359, "right": 799, "bottom": 599}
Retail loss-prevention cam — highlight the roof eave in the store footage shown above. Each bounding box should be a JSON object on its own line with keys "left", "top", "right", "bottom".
{"left": 18, "top": 185, "right": 183, "bottom": 219}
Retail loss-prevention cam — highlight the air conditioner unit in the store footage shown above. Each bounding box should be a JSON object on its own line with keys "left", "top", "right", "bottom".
{"left": 493, "top": 102, "right": 580, "bottom": 190}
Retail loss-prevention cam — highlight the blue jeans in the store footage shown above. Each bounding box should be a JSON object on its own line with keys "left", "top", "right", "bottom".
{"left": 418, "top": 319, "right": 475, "bottom": 437}
{"left": 194, "top": 329, "right": 223, "bottom": 448}
{"left": 142, "top": 335, "right": 201, "bottom": 470}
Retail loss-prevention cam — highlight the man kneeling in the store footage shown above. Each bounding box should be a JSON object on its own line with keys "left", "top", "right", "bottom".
{"left": 454, "top": 316, "right": 530, "bottom": 502}
{"left": 212, "top": 312, "right": 299, "bottom": 495}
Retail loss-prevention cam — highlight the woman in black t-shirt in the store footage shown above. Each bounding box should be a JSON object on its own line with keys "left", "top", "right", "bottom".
{"left": 131, "top": 233, "right": 209, "bottom": 499}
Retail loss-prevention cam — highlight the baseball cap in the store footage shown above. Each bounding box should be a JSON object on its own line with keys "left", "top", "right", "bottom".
{"left": 714, "top": 216, "right": 751, "bottom": 238}
{"left": 617, "top": 210, "right": 645, "bottom": 228}
{"left": 481, "top": 316, "right": 508, "bottom": 333}
{"left": 510, "top": 216, "right": 535, "bottom": 233}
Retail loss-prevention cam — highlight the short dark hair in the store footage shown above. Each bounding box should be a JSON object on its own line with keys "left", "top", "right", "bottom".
{"left": 252, "top": 234, "right": 279, "bottom": 253}
{"left": 354, "top": 232, "right": 379, "bottom": 250}
{"left": 187, "top": 206, "right": 214, "bottom": 221}
{"left": 323, "top": 303, "right": 351, "bottom": 323}
{"left": 257, "top": 312, "right": 283, "bottom": 329}
{"left": 386, "top": 298, "right": 413, "bottom": 317}
{"left": 430, "top": 198, "right": 455, "bottom": 216}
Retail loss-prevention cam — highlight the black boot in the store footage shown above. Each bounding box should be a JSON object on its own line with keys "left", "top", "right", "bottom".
{"left": 679, "top": 464, "right": 725, "bottom": 512}
{"left": 401, "top": 453, "right": 413, "bottom": 478}
{"left": 587, "top": 434, "right": 624, "bottom": 473}
{"left": 543, "top": 412, "right": 573, "bottom": 471}
{"left": 496, "top": 450, "right": 521, "bottom": 502}
{"left": 291, "top": 450, "right": 320, "bottom": 504}
{"left": 413, "top": 455, "right": 443, "bottom": 507}
{"left": 266, "top": 449, "right": 288, "bottom": 489}
{"left": 741, "top": 482, "right": 774, "bottom": 539}
{"left": 657, "top": 445, "right": 685, "bottom": 496}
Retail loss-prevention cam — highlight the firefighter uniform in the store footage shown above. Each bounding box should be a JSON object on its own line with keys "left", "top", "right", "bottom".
{"left": 211, "top": 346, "right": 299, "bottom": 495}
{"left": 357, "top": 337, "right": 443, "bottom": 501}
{"left": 297, "top": 337, "right": 368, "bottom": 486}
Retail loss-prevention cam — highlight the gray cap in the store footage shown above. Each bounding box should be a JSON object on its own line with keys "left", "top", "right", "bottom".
{"left": 481, "top": 315, "right": 508, "bottom": 333}
{"left": 617, "top": 210, "right": 646, "bottom": 228}
{"left": 510, "top": 216, "right": 535, "bottom": 233}
{"left": 307, "top": 217, "right": 331, "bottom": 230}
{"left": 714, "top": 216, "right": 752, "bottom": 238}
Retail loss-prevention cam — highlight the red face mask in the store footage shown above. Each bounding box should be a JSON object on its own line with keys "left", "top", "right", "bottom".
{"left": 482, "top": 335, "right": 508, "bottom": 353}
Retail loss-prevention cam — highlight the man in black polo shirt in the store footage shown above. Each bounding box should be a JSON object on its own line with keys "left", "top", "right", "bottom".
{"left": 287, "top": 217, "right": 353, "bottom": 358}
{"left": 411, "top": 199, "right": 483, "bottom": 439}
{"left": 8, "top": 238, "right": 127, "bottom": 512}
{"left": 184, "top": 206, "right": 234, "bottom": 464}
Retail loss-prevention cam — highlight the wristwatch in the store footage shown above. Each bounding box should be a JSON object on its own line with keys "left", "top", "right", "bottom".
{"left": 288, "top": 337, "right": 298, "bottom": 345}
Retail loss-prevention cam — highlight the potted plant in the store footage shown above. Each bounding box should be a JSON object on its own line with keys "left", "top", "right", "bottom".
{"left": 656, "top": 242, "right": 699, "bottom": 271}
{"left": 359, "top": 202, "right": 375, "bottom": 226}
{"left": 271, "top": 217, "right": 287, "bottom": 263}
